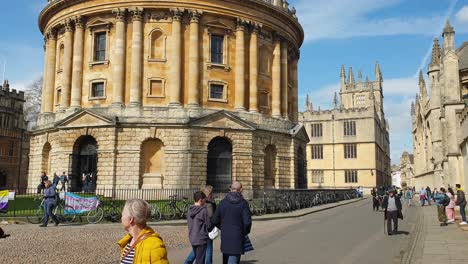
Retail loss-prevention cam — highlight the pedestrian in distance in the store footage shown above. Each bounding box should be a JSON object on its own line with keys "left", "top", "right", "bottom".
{"left": 39, "top": 180, "right": 60, "bottom": 227}
{"left": 185, "top": 185, "right": 217, "bottom": 264}
{"left": 36, "top": 172, "right": 48, "bottom": 194}
{"left": 52, "top": 173, "right": 60, "bottom": 188}
{"left": 455, "top": 184, "right": 467, "bottom": 225}
{"left": 446, "top": 187, "right": 456, "bottom": 223}
{"left": 434, "top": 187, "right": 449, "bottom": 226}
{"left": 371, "top": 188, "right": 380, "bottom": 211}
{"left": 405, "top": 187, "right": 413, "bottom": 207}
{"left": 419, "top": 187, "right": 427, "bottom": 206}
{"left": 382, "top": 189, "right": 403, "bottom": 236}
{"left": 118, "top": 199, "right": 169, "bottom": 264}
{"left": 426, "top": 186, "right": 432, "bottom": 205}
{"left": 433, "top": 187, "right": 439, "bottom": 203}
{"left": 212, "top": 181, "right": 252, "bottom": 264}
{"left": 186, "top": 191, "right": 213, "bottom": 264}
{"left": 59, "top": 171, "right": 68, "bottom": 192}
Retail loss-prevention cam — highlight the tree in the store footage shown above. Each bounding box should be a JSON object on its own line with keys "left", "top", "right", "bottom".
{"left": 23, "top": 77, "right": 42, "bottom": 127}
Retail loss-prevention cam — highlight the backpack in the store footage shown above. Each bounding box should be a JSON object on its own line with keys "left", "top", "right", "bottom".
{"left": 442, "top": 194, "right": 450, "bottom": 207}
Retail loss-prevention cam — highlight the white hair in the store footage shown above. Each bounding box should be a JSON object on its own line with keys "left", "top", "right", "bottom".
{"left": 122, "top": 199, "right": 151, "bottom": 226}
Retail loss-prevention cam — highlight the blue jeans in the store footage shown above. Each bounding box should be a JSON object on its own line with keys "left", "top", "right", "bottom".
{"left": 421, "top": 198, "right": 425, "bottom": 206}
{"left": 460, "top": 204, "right": 467, "bottom": 222}
{"left": 184, "top": 239, "right": 213, "bottom": 264}
{"left": 43, "top": 202, "right": 59, "bottom": 226}
{"left": 223, "top": 254, "right": 241, "bottom": 264}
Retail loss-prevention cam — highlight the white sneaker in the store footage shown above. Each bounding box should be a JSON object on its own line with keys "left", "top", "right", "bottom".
{"left": 460, "top": 221, "right": 467, "bottom": 225}
{"left": 447, "top": 219, "right": 455, "bottom": 223}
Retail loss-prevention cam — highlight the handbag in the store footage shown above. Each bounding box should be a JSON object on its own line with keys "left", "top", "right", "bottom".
{"left": 208, "top": 226, "right": 220, "bottom": 240}
{"left": 243, "top": 235, "right": 254, "bottom": 253}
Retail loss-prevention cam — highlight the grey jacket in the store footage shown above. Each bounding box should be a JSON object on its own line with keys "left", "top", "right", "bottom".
{"left": 187, "top": 205, "right": 213, "bottom": 246}
{"left": 456, "top": 189, "right": 467, "bottom": 206}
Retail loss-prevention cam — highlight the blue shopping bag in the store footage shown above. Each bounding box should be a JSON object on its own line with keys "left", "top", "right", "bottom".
{"left": 243, "top": 235, "right": 254, "bottom": 253}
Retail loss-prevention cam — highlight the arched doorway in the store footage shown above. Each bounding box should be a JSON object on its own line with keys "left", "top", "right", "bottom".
{"left": 296, "top": 147, "right": 307, "bottom": 189}
{"left": 264, "top": 145, "right": 277, "bottom": 189}
{"left": 207, "top": 137, "right": 232, "bottom": 192}
{"left": 69, "top": 136, "right": 98, "bottom": 192}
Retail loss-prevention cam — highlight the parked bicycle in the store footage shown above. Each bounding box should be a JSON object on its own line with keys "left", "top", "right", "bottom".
{"left": 160, "top": 195, "right": 192, "bottom": 220}
{"left": 27, "top": 194, "right": 77, "bottom": 224}
{"left": 86, "top": 197, "right": 121, "bottom": 224}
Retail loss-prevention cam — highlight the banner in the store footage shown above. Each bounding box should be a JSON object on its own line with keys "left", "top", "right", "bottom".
{"left": 0, "top": 190, "right": 8, "bottom": 212}
{"left": 64, "top": 192, "right": 99, "bottom": 214}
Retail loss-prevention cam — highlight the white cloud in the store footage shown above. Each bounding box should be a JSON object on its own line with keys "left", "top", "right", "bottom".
{"left": 456, "top": 5, "right": 468, "bottom": 23}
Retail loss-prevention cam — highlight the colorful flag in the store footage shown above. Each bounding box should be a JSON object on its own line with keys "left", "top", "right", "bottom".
{"left": 64, "top": 192, "right": 99, "bottom": 214}
{"left": 0, "top": 190, "right": 8, "bottom": 212}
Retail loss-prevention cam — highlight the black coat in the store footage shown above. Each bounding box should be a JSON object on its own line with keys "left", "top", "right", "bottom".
{"left": 382, "top": 195, "right": 403, "bottom": 220}
{"left": 212, "top": 192, "right": 252, "bottom": 255}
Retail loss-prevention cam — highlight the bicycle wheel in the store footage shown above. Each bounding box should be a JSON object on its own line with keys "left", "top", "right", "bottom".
{"left": 87, "top": 207, "right": 104, "bottom": 224}
{"left": 27, "top": 206, "right": 45, "bottom": 224}
{"left": 55, "top": 205, "right": 77, "bottom": 223}
{"left": 161, "top": 204, "right": 176, "bottom": 220}
{"left": 178, "top": 202, "right": 190, "bottom": 219}
{"left": 106, "top": 203, "right": 121, "bottom": 223}
{"left": 150, "top": 205, "right": 162, "bottom": 222}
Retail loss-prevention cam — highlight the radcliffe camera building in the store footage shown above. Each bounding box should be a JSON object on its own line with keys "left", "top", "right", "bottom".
{"left": 412, "top": 21, "right": 468, "bottom": 189}
{"left": 29, "top": 0, "right": 308, "bottom": 193}
{"left": 299, "top": 64, "right": 391, "bottom": 191}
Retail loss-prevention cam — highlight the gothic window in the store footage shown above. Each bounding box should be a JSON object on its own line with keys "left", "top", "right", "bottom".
{"left": 310, "top": 123, "right": 323, "bottom": 137}
{"left": 93, "top": 32, "right": 107, "bottom": 62}
{"left": 344, "top": 120, "right": 356, "bottom": 136}
{"left": 344, "top": 144, "right": 357, "bottom": 159}
{"left": 345, "top": 170, "right": 358, "bottom": 183}
{"left": 311, "top": 144, "right": 323, "bottom": 159}
{"left": 210, "top": 35, "right": 224, "bottom": 64}
{"left": 312, "top": 170, "right": 324, "bottom": 184}
{"left": 356, "top": 95, "right": 365, "bottom": 106}
{"left": 149, "top": 29, "right": 166, "bottom": 61}
{"left": 264, "top": 145, "right": 277, "bottom": 189}
{"left": 147, "top": 79, "right": 165, "bottom": 97}
{"left": 207, "top": 137, "right": 232, "bottom": 192}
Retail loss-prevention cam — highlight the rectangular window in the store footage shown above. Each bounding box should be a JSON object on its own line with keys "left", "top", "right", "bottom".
{"left": 345, "top": 170, "right": 358, "bottom": 183}
{"left": 91, "top": 82, "right": 105, "bottom": 98}
{"left": 149, "top": 80, "right": 164, "bottom": 97}
{"left": 344, "top": 144, "right": 357, "bottom": 159}
{"left": 312, "top": 170, "right": 324, "bottom": 183}
{"left": 94, "top": 32, "right": 107, "bottom": 62}
{"left": 56, "top": 89, "right": 62, "bottom": 106}
{"left": 344, "top": 120, "right": 356, "bottom": 136}
{"left": 310, "top": 123, "right": 323, "bottom": 137}
{"left": 211, "top": 35, "right": 224, "bottom": 64}
{"left": 209, "top": 84, "right": 224, "bottom": 100}
{"left": 311, "top": 145, "right": 323, "bottom": 159}
{"left": 8, "top": 141, "right": 14, "bottom": 157}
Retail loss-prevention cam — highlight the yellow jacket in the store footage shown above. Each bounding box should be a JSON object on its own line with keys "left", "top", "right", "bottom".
{"left": 118, "top": 226, "right": 169, "bottom": 264}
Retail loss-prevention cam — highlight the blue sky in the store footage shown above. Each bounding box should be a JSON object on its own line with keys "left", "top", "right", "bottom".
{"left": 1, "top": 0, "right": 468, "bottom": 163}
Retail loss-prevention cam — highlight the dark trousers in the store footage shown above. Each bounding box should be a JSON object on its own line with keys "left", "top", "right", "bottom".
{"left": 223, "top": 254, "right": 241, "bottom": 264}
{"left": 372, "top": 197, "right": 379, "bottom": 211}
{"left": 192, "top": 244, "right": 207, "bottom": 264}
{"left": 387, "top": 210, "right": 398, "bottom": 233}
{"left": 460, "top": 204, "right": 467, "bottom": 222}
{"left": 43, "top": 202, "right": 59, "bottom": 226}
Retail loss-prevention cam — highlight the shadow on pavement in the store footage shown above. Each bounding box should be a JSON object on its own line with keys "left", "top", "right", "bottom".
{"left": 241, "top": 261, "right": 259, "bottom": 264}
{"left": 393, "top": 231, "right": 410, "bottom": 235}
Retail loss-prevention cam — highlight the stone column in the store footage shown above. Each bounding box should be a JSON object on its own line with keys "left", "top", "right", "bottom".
{"left": 70, "top": 16, "right": 85, "bottom": 110}
{"left": 188, "top": 10, "right": 202, "bottom": 107}
{"left": 41, "top": 40, "right": 48, "bottom": 113}
{"left": 291, "top": 52, "right": 299, "bottom": 123}
{"left": 235, "top": 18, "right": 246, "bottom": 111}
{"left": 249, "top": 24, "right": 260, "bottom": 113}
{"left": 111, "top": 8, "right": 127, "bottom": 107}
{"left": 271, "top": 37, "right": 281, "bottom": 118}
{"left": 169, "top": 8, "right": 184, "bottom": 107}
{"left": 129, "top": 8, "right": 144, "bottom": 107}
{"left": 281, "top": 41, "right": 288, "bottom": 119}
{"left": 44, "top": 29, "right": 57, "bottom": 113}
{"left": 60, "top": 19, "right": 74, "bottom": 112}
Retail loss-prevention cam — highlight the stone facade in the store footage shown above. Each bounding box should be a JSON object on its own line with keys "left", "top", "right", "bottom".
{"left": 29, "top": 0, "right": 308, "bottom": 193}
{"left": 397, "top": 151, "right": 414, "bottom": 188}
{"left": 0, "top": 80, "right": 29, "bottom": 189}
{"left": 411, "top": 21, "right": 468, "bottom": 189}
{"left": 299, "top": 64, "right": 391, "bottom": 193}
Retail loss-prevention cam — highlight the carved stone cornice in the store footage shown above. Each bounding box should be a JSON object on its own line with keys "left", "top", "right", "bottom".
{"left": 236, "top": 17, "right": 248, "bottom": 31}
{"left": 249, "top": 21, "right": 262, "bottom": 34}
{"left": 130, "top": 7, "right": 144, "bottom": 21}
{"left": 64, "top": 18, "right": 74, "bottom": 32}
{"left": 112, "top": 8, "right": 127, "bottom": 22}
{"left": 45, "top": 28, "right": 58, "bottom": 40}
{"left": 74, "top": 16, "right": 86, "bottom": 28}
{"left": 188, "top": 10, "right": 202, "bottom": 23}
{"left": 170, "top": 8, "right": 185, "bottom": 21}
{"left": 272, "top": 31, "right": 282, "bottom": 43}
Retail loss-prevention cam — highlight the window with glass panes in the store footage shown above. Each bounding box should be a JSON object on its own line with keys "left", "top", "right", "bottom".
{"left": 345, "top": 170, "right": 358, "bottom": 183}
{"left": 210, "top": 35, "right": 224, "bottom": 64}
{"left": 91, "top": 82, "right": 105, "bottom": 98}
{"left": 310, "top": 123, "right": 323, "bottom": 137}
{"left": 344, "top": 143, "right": 357, "bottom": 159}
{"left": 344, "top": 120, "right": 356, "bottom": 136}
{"left": 312, "top": 170, "right": 324, "bottom": 183}
{"left": 311, "top": 145, "right": 323, "bottom": 159}
{"left": 94, "top": 32, "right": 107, "bottom": 61}
{"left": 209, "top": 84, "right": 224, "bottom": 100}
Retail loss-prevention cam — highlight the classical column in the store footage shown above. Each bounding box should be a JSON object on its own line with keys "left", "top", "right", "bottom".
{"left": 235, "top": 18, "right": 246, "bottom": 111}
{"left": 70, "top": 16, "right": 85, "bottom": 110}
{"left": 271, "top": 36, "right": 281, "bottom": 118}
{"left": 41, "top": 40, "right": 48, "bottom": 113}
{"left": 281, "top": 41, "right": 288, "bottom": 119}
{"left": 188, "top": 10, "right": 202, "bottom": 107}
{"left": 249, "top": 24, "right": 260, "bottom": 113}
{"left": 60, "top": 19, "right": 74, "bottom": 112}
{"left": 129, "top": 8, "right": 144, "bottom": 107}
{"left": 111, "top": 8, "right": 127, "bottom": 107}
{"left": 169, "top": 8, "right": 184, "bottom": 107}
{"left": 291, "top": 52, "right": 299, "bottom": 122}
{"left": 44, "top": 29, "right": 57, "bottom": 113}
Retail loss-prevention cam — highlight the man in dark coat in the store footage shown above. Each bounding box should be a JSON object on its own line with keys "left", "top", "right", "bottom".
{"left": 381, "top": 189, "right": 403, "bottom": 236}
{"left": 212, "top": 181, "right": 252, "bottom": 264}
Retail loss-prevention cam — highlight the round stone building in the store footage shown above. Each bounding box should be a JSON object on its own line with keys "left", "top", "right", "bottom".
{"left": 29, "top": 0, "right": 308, "bottom": 193}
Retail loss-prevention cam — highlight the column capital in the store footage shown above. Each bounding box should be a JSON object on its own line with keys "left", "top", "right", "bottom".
{"left": 272, "top": 31, "right": 282, "bottom": 43}
{"left": 236, "top": 17, "right": 248, "bottom": 31}
{"left": 170, "top": 8, "right": 185, "bottom": 21}
{"left": 112, "top": 8, "right": 127, "bottom": 21}
{"left": 74, "top": 16, "right": 86, "bottom": 28}
{"left": 249, "top": 22, "right": 262, "bottom": 34}
{"left": 188, "top": 9, "right": 202, "bottom": 23}
{"left": 64, "top": 18, "right": 74, "bottom": 32}
{"left": 45, "top": 28, "right": 58, "bottom": 40}
{"left": 130, "top": 7, "right": 144, "bottom": 21}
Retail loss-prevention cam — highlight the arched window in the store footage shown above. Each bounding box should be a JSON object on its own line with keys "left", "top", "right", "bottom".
{"left": 149, "top": 29, "right": 166, "bottom": 61}
{"left": 296, "top": 147, "right": 307, "bottom": 189}
{"left": 140, "top": 138, "right": 164, "bottom": 188}
{"left": 42, "top": 142, "right": 52, "bottom": 175}
{"left": 207, "top": 137, "right": 232, "bottom": 192}
{"left": 264, "top": 145, "right": 277, "bottom": 189}
{"left": 58, "top": 43, "right": 64, "bottom": 71}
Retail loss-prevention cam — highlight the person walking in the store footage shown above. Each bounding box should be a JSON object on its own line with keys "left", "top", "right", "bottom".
{"left": 371, "top": 188, "right": 379, "bottom": 211}
{"left": 118, "top": 199, "right": 169, "bottom": 264}
{"left": 59, "top": 172, "right": 68, "bottom": 192}
{"left": 455, "top": 184, "right": 467, "bottom": 225}
{"left": 434, "top": 187, "right": 449, "bottom": 226}
{"left": 185, "top": 186, "right": 217, "bottom": 264}
{"left": 52, "top": 173, "right": 60, "bottom": 189}
{"left": 39, "top": 180, "right": 60, "bottom": 227}
{"left": 426, "top": 186, "right": 432, "bottom": 205}
{"left": 382, "top": 189, "right": 403, "bottom": 236}
{"left": 37, "top": 172, "right": 48, "bottom": 194}
{"left": 446, "top": 187, "right": 456, "bottom": 223}
{"left": 419, "top": 187, "right": 427, "bottom": 206}
{"left": 405, "top": 187, "right": 413, "bottom": 206}
{"left": 433, "top": 188, "right": 439, "bottom": 203}
{"left": 186, "top": 191, "right": 213, "bottom": 264}
{"left": 212, "top": 182, "right": 252, "bottom": 264}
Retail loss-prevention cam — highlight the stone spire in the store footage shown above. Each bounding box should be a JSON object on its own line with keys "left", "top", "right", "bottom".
{"left": 429, "top": 38, "right": 441, "bottom": 67}
{"left": 365, "top": 75, "right": 369, "bottom": 82}
{"left": 375, "top": 61, "right": 382, "bottom": 82}
{"left": 442, "top": 19, "right": 455, "bottom": 52}
{"left": 411, "top": 101, "right": 415, "bottom": 115}
{"left": 348, "top": 67, "right": 355, "bottom": 84}
{"left": 358, "top": 70, "right": 363, "bottom": 83}
{"left": 418, "top": 69, "right": 427, "bottom": 102}
{"left": 333, "top": 92, "right": 338, "bottom": 109}
{"left": 340, "top": 65, "right": 346, "bottom": 91}
{"left": 310, "top": 102, "right": 314, "bottom": 111}
{"left": 305, "top": 94, "right": 310, "bottom": 111}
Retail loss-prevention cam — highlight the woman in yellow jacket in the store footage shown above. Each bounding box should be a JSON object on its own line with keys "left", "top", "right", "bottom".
{"left": 118, "top": 199, "right": 169, "bottom": 264}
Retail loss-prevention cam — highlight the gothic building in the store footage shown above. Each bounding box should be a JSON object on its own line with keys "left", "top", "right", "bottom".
{"left": 299, "top": 64, "right": 391, "bottom": 192}
{"left": 412, "top": 21, "right": 468, "bottom": 188}
{"left": 29, "top": 0, "right": 308, "bottom": 194}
